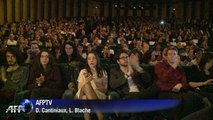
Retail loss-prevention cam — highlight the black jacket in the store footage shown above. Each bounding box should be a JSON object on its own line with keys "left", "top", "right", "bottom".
{"left": 109, "top": 67, "right": 160, "bottom": 98}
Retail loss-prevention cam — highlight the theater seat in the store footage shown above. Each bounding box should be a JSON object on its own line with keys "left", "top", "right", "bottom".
{"left": 0, "top": 90, "right": 31, "bottom": 120}
{"left": 181, "top": 106, "right": 213, "bottom": 120}
{"left": 1, "top": 64, "right": 31, "bottom": 120}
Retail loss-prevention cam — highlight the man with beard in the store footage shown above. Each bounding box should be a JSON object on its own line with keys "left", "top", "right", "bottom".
{"left": 0, "top": 47, "right": 29, "bottom": 103}
{"left": 109, "top": 49, "right": 161, "bottom": 120}
{"left": 110, "top": 49, "right": 160, "bottom": 99}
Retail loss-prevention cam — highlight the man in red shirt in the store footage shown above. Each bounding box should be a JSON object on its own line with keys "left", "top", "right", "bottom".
{"left": 154, "top": 46, "right": 204, "bottom": 120}
{"left": 155, "top": 46, "right": 189, "bottom": 92}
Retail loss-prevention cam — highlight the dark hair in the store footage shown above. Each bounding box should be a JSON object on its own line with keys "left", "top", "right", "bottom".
{"left": 142, "top": 41, "right": 149, "bottom": 46}
{"left": 52, "top": 45, "right": 61, "bottom": 57}
{"left": 85, "top": 51, "right": 104, "bottom": 78}
{"left": 130, "top": 48, "right": 141, "bottom": 56}
{"left": 166, "top": 46, "right": 178, "bottom": 55}
{"left": 141, "top": 50, "right": 152, "bottom": 64}
{"left": 154, "top": 42, "right": 161, "bottom": 47}
{"left": 5, "top": 47, "right": 23, "bottom": 64}
{"left": 32, "top": 49, "right": 56, "bottom": 77}
{"left": 30, "top": 41, "right": 39, "bottom": 47}
{"left": 77, "top": 43, "right": 84, "bottom": 48}
{"left": 130, "top": 48, "right": 143, "bottom": 63}
{"left": 60, "top": 42, "right": 81, "bottom": 62}
{"left": 115, "top": 49, "right": 129, "bottom": 60}
{"left": 198, "top": 52, "right": 213, "bottom": 71}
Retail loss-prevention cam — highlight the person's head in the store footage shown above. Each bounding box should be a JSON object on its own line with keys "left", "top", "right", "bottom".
{"left": 155, "top": 43, "right": 161, "bottom": 51}
{"left": 52, "top": 46, "right": 61, "bottom": 59}
{"left": 129, "top": 48, "right": 141, "bottom": 64}
{"left": 32, "top": 50, "right": 56, "bottom": 76}
{"left": 35, "top": 34, "right": 40, "bottom": 41}
{"left": 38, "top": 50, "right": 55, "bottom": 68}
{"left": 136, "top": 40, "right": 142, "bottom": 48}
{"left": 64, "top": 42, "right": 75, "bottom": 56}
{"left": 40, "top": 51, "right": 49, "bottom": 66}
{"left": 108, "top": 37, "right": 114, "bottom": 44}
{"left": 179, "top": 49, "right": 188, "bottom": 61}
{"left": 54, "top": 45, "right": 61, "bottom": 53}
{"left": 198, "top": 52, "right": 213, "bottom": 71}
{"left": 77, "top": 44, "right": 84, "bottom": 53}
{"left": 85, "top": 51, "right": 103, "bottom": 77}
{"left": 61, "top": 42, "right": 80, "bottom": 62}
{"left": 122, "top": 43, "right": 129, "bottom": 51}
{"left": 142, "top": 41, "right": 149, "bottom": 53}
{"left": 5, "top": 47, "right": 22, "bottom": 66}
{"left": 188, "top": 47, "right": 199, "bottom": 59}
{"left": 83, "top": 37, "right": 88, "bottom": 43}
{"left": 30, "top": 41, "right": 40, "bottom": 55}
{"left": 194, "top": 48, "right": 204, "bottom": 62}
{"left": 18, "top": 36, "right": 25, "bottom": 46}
{"left": 87, "top": 44, "right": 93, "bottom": 52}
{"left": 116, "top": 49, "right": 129, "bottom": 67}
{"left": 166, "top": 46, "right": 178, "bottom": 64}
{"left": 81, "top": 30, "right": 86, "bottom": 36}
{"left": 86, "top": 51, "right": 100, "bottom": 69}
{"left": 103, "top": 45, "right": 110, "bottom": 53}
{"left": 9, "top": 34, "right": 15, "bottom": 40}
{"left": 162, "top": 47, "right": 168, "bottom": 60}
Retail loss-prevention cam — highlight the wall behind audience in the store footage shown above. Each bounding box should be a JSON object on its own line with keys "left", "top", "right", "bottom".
{"left": 0, "top": 0, "right": 212, "bottom": 24}
{"left": 0, "top": 0, "right": 4, "bottom": 24}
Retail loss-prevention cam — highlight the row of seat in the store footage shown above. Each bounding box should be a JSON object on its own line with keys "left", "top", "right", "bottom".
{"left": 3, "top": 62, "right": 212, "bottom": 120}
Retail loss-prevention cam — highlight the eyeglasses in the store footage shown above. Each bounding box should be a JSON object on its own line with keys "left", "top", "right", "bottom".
{"left": 119, "top": 56, "right": 129, "bottom": 60}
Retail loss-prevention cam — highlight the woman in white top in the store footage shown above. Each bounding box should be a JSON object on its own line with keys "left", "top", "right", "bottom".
{"left": 75, "top": 51, "right": 108, "bottom": 120}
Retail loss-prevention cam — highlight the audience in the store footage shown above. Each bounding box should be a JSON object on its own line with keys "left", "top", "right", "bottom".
{"left": 110, "top": 49, "right": 160, "bottom": 99}
{"left": 0, "top": 16, "right": 212, "bottom": 119}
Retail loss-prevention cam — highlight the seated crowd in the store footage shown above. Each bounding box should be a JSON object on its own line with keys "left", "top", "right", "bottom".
{"left": 0, "top": 17, "right": 213, "bottom": 120}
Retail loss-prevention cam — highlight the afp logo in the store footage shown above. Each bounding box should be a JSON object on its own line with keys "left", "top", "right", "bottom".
{"left": 6, "top": 99, "right": 33, "bottom": 114}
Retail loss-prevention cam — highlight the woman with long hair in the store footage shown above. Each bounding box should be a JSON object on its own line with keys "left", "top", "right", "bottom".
{"left": 28, "top": 49, "right": 63, "bottom": 95}
{"left": 28, "top": 49, "right": 63, "bottom": 120}
{"left": 75, "top": 51, "right": 108, "bottom": 120}
{"left": 187, "top": 52, "right": 213, "bottom": 103}
{"left": 59, "top": 42, "right": 82, "bottom": 63}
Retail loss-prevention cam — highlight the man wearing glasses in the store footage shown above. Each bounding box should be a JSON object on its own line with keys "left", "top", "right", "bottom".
{"left": 109, "top": 49, "right": 161, "bottom": 119}
{"left": 109, "top": 49, "right": 160, "bottom": 99}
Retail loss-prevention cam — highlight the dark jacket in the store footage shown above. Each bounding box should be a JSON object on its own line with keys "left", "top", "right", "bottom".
{"left": 110, "top": 67, "right": 160, "bottom": 98}
{"left": 27, "top": 65, "right": 63, "bottom": 92}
